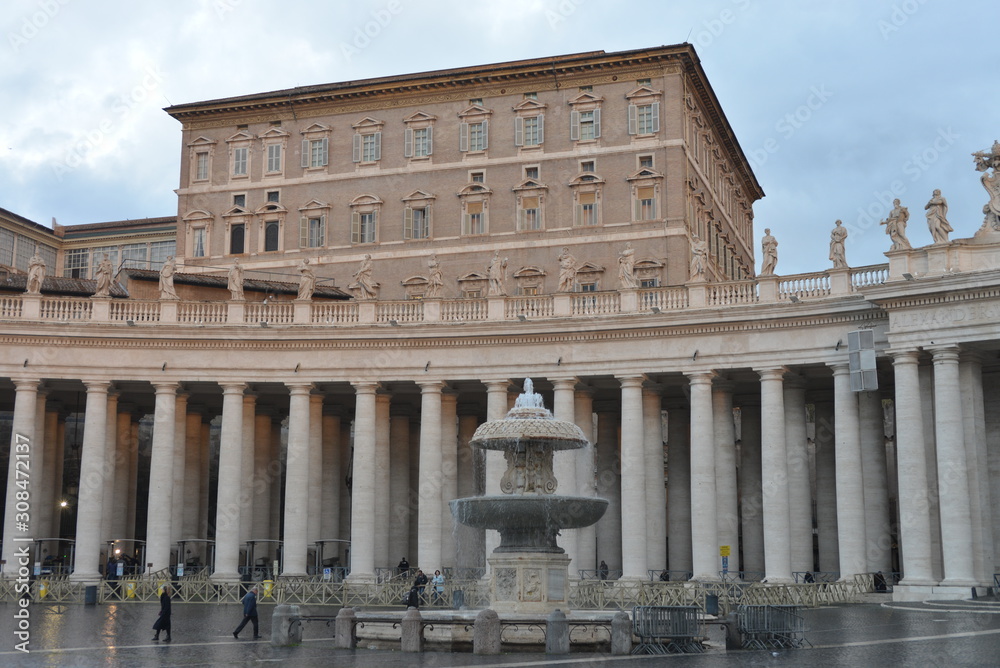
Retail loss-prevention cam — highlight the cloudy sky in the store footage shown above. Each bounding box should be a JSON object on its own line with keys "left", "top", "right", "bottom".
{"left": 1, "top": 0, "right": 996, "bottom": 274}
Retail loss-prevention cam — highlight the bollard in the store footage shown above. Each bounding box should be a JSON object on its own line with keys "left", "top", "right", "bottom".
{"left": 546, "top": 608, "right": 570, "bottom": 654}
{"left": 84, "top": 585, "right": 97, "bottom": 605}
{"left": 473, "top": 608, "right": 501, "bottom": 655}
{"left": 270, "top": 604, "right": 302, "bottom": 647}
{"left": 611, "top": 610, "right": 632, "bottom": 655}
{"left": 401, "top": 607, "right": 422, "bottom": 652}
{"left": 334, "top": 607, "right": 357, "bottom": 649}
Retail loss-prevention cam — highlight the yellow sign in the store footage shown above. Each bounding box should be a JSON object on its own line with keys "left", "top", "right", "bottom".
{"left": 719, "top": 545, "right": 731, "bottom": 557}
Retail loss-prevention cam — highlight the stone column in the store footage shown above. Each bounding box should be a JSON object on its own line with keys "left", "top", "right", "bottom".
{"left": 269, "top": 417, "right": 284, "bottom": 550}
{"left": 688, "top": 372, "right": 718, "bottom": 581}
{"left": 320, "top": 408, "right": 342, "bottom": 564}
{"left": 348, "top": 382, "right": 378, "bottom": 581}
{"left": 32, "top": 389, "right": 47, "bottom": 544}
{"left": 595, "top": 406, "right": 622, "bottom": 574}
{"left": 960, "top": 352, "right": 992, "bottom": 583}
{"left": 758, "top": 368, "right": 792, "bottom": 583}
{"left": 212, "top": 382, "right": 245, "bottom": 581}
{"left": 241, "top": 393, "right": 257, "bottom": 549}
{"left": 712, "top": 379, "right": 739, "bottom": 575}
{"left": 643, "top": 386, "right": 667, "bottom": 574}
{"left": 784, "top": 374, "right": 813, "bottom": 574}
{"left": 738, "top": 398, "right": 764, "bottom": 576}
{"left": 813, "top": 395, "right": 840, "bottom": 575}
{"left": 75, "top": 382, "right": 112, "bottom": 579}
{"left": 859, "top": 390, "right": 891, "bottom": 573}
{"left": 551, "top": 378, "right": 579, "bottom": 574}
{"left": 829, "top": 363, "right": 867, "bottom": 580}
{"left": 456, "top": 409, "right": 482, "bottom": 571}
{"left": 919, "top": 363, "right": 943, "bottom": 580}
{"left": 126, "top": 418, "right": 140, "bottom": 544}
{"left": 281, "top": 383, "right": 312, "bottom": 577}
{"left": 182, "top": 407, "right": 203, "bottom": 544}
{"left": 199, "top": 417, "right": 212, "bottom": 553}
{"left": 574, "top": 388, "right": 597, "bottom": 574}
{"left": 2, "top": 379, "right": 40, "bottom": 578}
{"left": 38, "top": 401, "right": 60, "bottom": 543}
{"left": 890, "top": 350, "right": 934, "bottom": 585}
{"left": 984, "top": 371, "right": 1000, "bottom": 576}
{"left": 440, "top": 391, "right": 459, "bottom": 569}
{"left": 928, "top": 346, "right": 976, "bottom": 585}
{"left": 144, "top": 382, "right": 176, "bottom": 575}
{"left": 373, "top": 392, "right": 391, "bottom": 570}
{"left": 308, "top": 392, "right": 324, "bottom": 565}
{"left": 389, "top": 409, "right": 411, "bottom": 564}
{"left": 619, "top": 375, "right": 647, "bottom": 579}
{"left": 483, "top": 380, "right": 510, "bottom": 563}
{"left": 408, "top": 422, "right": 420, "bottom": 562}
{"left": 171, "top": 392, "right": 188, "bottom": 550}
{"left": 418, "top": 381, "right": 444, "bottom": 573}
{"left": 666, "top": 403, "right": 692, "bottom": 574}
{"left": 252, "top": 411, "right": 274, "bottom": 543}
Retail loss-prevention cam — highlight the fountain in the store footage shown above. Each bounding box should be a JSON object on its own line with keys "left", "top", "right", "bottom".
{"left": 450, "top": 379, "right": 608, "bottom": 614}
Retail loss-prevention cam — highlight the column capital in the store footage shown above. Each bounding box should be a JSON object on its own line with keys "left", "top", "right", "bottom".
{"left": 958, "top": 349, "right": 985, "bottom": 365}
{"left": 11, "top": 378, "right": 42, "bottom": 392}
{"left": 550, "top": 377, "right": 579, "bottom": 391}
{"left": 219, "top": 382, "right": 247, "bottom": 395}
{"left": 754, "top": 367, "right": 787, "bottom": 382}
{"left": 888, "top": 348, "right": 922, "bottom": 365}
{"left": 826, "top": 361, "right": 850, "bottom": 375}
{"left": 617, "top": 374, "right": 647, "bottom": 389}
{"left": 926, "top": 343, "right": 961, "bottom": 363}
{"left": 84, "top": 379, "right": 113, "bottom": 393}
{"left": 418, "top": 380, "right": 445, "bottom": 393}
{"left": 482, "top": 379, "right": 512, "bottom": 392}
{"left": 287, "top": 382, "right": 314, "bottom": 396}
{"left": 352, "top": 380, "right": 380, "bottom": 395}
{"left": 685, "top": 370, "right": 715, "bottom": 386}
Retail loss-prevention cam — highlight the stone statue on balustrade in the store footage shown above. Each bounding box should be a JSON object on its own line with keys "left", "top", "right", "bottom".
{"left": 618, "top": 242, "right": 638, "bottom": 289}
{"left": 760, "top": 228, "right": 778, "bottom": 276}
{"left": 426, "top": 254, "right": 444, "bottom": 298}
{"left": 228, "top": 258, "right": 245, "bottom": 301}
{"left": 557, "top": 247, "right": 578, "bottom": 292}
{"left": 924, "top": 189, "right": 953, "bottom": 244}
{"left": 487, "top": 250, "right": 508, "bottom": 297}
{"left": 829, "top": 220, "right": 848, "bottom": 269}
{"left": 25, "top": 247, "right": 45, "bottom": 295}
{"left": 94, "top": 253, "right": 113, "bottom": 297}
{"left": 689, "top": 235, "right": 708, "bottom": 281}
{"left": 159, "top": 256, "right": 178, "bottom": 300}
{"left": 880, "top": 199, "right": 911, "bottom": 250}
{"left": 351, "top": 253, "right": 379, "bottom": 300}
{"left": 972, "top": 140, "right": 1000, "bottom": 237}
{"left": 297, "top": 258, "right": 316, "bottom": 301}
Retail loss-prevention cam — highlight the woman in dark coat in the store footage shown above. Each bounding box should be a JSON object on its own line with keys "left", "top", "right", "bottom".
{"left": 152, "top": 584, "right": 172, "bottom": 642}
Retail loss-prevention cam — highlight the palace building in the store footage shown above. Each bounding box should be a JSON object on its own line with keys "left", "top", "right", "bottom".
{"left": 1, "top": 45, "right": 998, "bottom": 602}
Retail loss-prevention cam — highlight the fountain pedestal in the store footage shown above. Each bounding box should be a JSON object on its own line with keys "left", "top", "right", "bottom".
{"left": 488, "top": 551, "right": 570, "bottom": 614}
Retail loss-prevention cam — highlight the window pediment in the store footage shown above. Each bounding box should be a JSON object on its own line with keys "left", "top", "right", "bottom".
{"left": 403, "top": 111, "right": 437, "bottom": 124}
{"left": 626, "top": 168, "right": 664, "bottom": 182}
{"left": 635, "top": 259, "right": 664, "bottom": 270}
{"left": 457, "top": 271, "right": 487, "bottom": 283}
{"left": 183, "top": 209, "right": 214, "bottom": 221}
{"left": 512, "top": 98, "right": 547, "bottom": 113}
{"left": 575, "top": 262, "right": 605, "bottom": 275}
{"left": 259, "top": 127, "right": 289, "bottom": 139}
{"left": 187, "top": 136, "right": 216, "bottom": 148}
{"left": 512, "top": 179, "right": 547, "bottom": 192}
{"left": 569, "top": 173, "right": 606, "bottom": 186}
{"left": 223, "top": 206, "right": 251, "bottom": 218}
{"left": 301, "top": 122, "right": 331, "bottom": 135}
{"left": 567, "top": 92, "right": 604, "bottom": 107}
{"left": 350, "top": 194, "right": 383, "bottom": 208}
{"left": 402, "top": 190, "right": 436, "bottom": 203}
{"left": 225, "top": 130, "right": 254, "bottom": 143}
{"left": 297, "top": 199, "right": 328, "bottom": 212}
{"left": 625, "top": 85, "right": 663, "bottom": 100}
{"left": 458, "top": 104, "right": 493, "bottom": 119}
{"left": 513, "top": 266, "right": 546, "bottom": 278}
{"left": 401, "top": 275, "right": 429, "bottom": 287}
{"left": 352, "top": 116, "right": 384, "bottom": 131}
{"left": 458, "top": 183, "right": 492, "bottom": 197}
{"left": 258, "top": 203, "right": 289, "bottom": 214}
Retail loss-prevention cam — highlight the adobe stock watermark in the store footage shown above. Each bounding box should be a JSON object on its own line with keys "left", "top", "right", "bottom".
{"left": 748, "top": 84, "right": 834, "bottom": 168}
{"left": 213, "top": 0, "right": 244, "bottom": 19}
{"left": 846, "top": 127, "right": 960, "bottom": 240}
{"left": 339, "top": 1, "right": 403, "bottom": 63}
{"left": 11, "top": 433, "right": 33, "bottom": 653}
{"left": 692, "top": 0, "right": 751, "bottom": 49}
{"left": 7, "top": 0, "right": 73, "bottom": 53}
{"left": 546, "top": 0, "right": 588, "bottom": 29}
{"left": 52, "top": 65, "right": 166, "bottom": 181}
{"left": 878, "top": 0, "right": 930, "bottom": 39}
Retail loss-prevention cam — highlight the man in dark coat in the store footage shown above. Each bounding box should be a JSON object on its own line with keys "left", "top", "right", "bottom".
{"left": 233, "top": 586, "right": 261, "bottom": 639}
{"left": 152, "top": 584, "right": 172, "bottom": 642}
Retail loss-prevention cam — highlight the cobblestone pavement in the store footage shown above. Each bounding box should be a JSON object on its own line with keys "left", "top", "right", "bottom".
{"left": 1, "top": 600, "right": 999, "bottom": 667}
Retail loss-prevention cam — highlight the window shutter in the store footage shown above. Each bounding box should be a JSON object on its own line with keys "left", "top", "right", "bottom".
{"left": 374, "top": 132, "right": 382, "bottom": 161}
{"left": 651, "top": 102, "right": 660, "bottom": 133}
{"left": 514, "top": 117, "right": 523, "bottom": 146}
{"left": 628, "top": 104, "right": 638, "bottom": 135}
{"left": 351, "top": 211, "right": 360, "bottom": 244}
{"left": 459, "top": 122, "right": 469, "bottom": 152}
{"left": 352, "top": 135, "right": 361, "bottom": 163}
{"left": 301, "top": 139, "right": 309, "bottom": 168}
{"left": 319, "top": 215, "right": 326, "bottom": 246}
{"left": 575, "top": 203, "right": 583, "bottom": 227}
{"left": 320, "top": 137, "right": 329, "bottom": 166}
{"left": 426, "top": 126, "right": 433, "bottom": 155}
{"left": 569, "top": 110, "right": 579, "bottom": 140}
{"left": 593, "top": 108, "right": 601, "bottom": 138}
{"left": 482, "top": 120, "right": 489, "bottom": 150}
{"left": 634, "top": 196, "right": 641, "bottom": 221}
{"left": 537, "top": 114, "right": 544, "bottom": 144}
{"left": 462, "top": 212, "right": 469, "bottom": 235}
{"left": 404, "top": 207, "right": 413, "bottom": 240}
{"left": 299, "top": 217, "right": 308, "bottom": 247}
{"left": 404, "top": 128, "right": 413, "bottom": 157}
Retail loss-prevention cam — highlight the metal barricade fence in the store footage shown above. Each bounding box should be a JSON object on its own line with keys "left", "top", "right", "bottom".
{"left": 631, "top": 605, "right": 704, "bottom": 654}
{"left": 737, "top": 604, "right": 808, "bottom": 650}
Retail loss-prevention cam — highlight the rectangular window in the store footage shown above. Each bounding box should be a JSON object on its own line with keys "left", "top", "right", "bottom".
{"left": 150, "top": 240, "right": 175, "bottom": 267}
{"left": 636, "top": 186, "right": 656, "bottom": 221}
{"left": 576, "top": 192, "right": 597, "bottom": 227}
{"left": 64, "top": 248, "right": 89, "bottom": 278}
{"left": 519, "top": 196, "right": 541, "bottom": 231}
{"left": 15, "top": 239, "right": 34, "bottom": 272}
{"left": 301, "top": 138, "right": 329, "bottom": 168}
{"left": 267, "top": 190, "right": 280, "bottom": 203}
{"left": 232, "top": 147, "right": 248, "bottom": 176}
{"left": 0, "top": 228, "right": 13, "bottom": 266}
{"left": 525, "top": 166, "right": 539, "bottom": 180}
{"left": 352, "top": 211, "right": 377, "bottom": 244}
{"left": 629, "top": 102, "right": 660, "bottom": 135}
{"left": 571, "top": 109, "right": 601, "bottom": 141}
{"left": 521, "top": 286, "right": 538, "bottom": 296}
{"left": 524, "top": 92, "right": 537, "bottom": 100}
{"left": 468, "top": 121, "right": 487, "bottom": 152}
{"left": 230, "top": 224, "right": 245, "bottom": 254}
{"left": 580, "top": 282, "right": 597, "bottom": 292}
{"left": 581, "top": 160, "right": 595, "bottom": 173}
{"left": 471, "top": 171, "right": 484, "bottom": 183}
{"left": 463, "top": 201, "right": 485, "bottom": 235}
{"left": 404, "top": 207, "right": 430, "bottom": 240}
{"left": 266, "top": 144, "right": 282, "bottom": 173}
{"left": 354, "top": 132, "right": 382, "bottom": 162}
{"left": 639, "top": 155, "right": 654, "bottom": 169}
{"left": 195, "top": 152, "right": 209, "bottom": 180}
{"left": 121, "top": 243, "right": 148, "bottom": 269}
{"left": 515, "top": 116, "right": 543, "bottom": 146}
{"left": 191, "top": 228, "right": 207, "bottom": 258}
{"left": 91, "top": 246, "right": 119, "bottom": 275}
{"left": 233, "top": 194, "right": 245, "bottom": 208}
{"left": 640, "top": 278, "right": 658, "bottom": 288}
{"left": 405, "top": 127, "right": 432, "bottom": 158}
{"left": 264, "top": 221, "right": 280, "bottom": 252}
{"left": 300, "top": 216, "right": 325, "bottom": 248}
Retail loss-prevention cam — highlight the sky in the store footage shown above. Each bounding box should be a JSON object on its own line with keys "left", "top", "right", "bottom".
{"left": 1, "top": 0, "right": 997, "bottom": 275}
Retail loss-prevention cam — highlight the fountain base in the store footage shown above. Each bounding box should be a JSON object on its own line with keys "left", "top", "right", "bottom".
{"left": 487, "top": 551, "right": 571, "bottom": 614}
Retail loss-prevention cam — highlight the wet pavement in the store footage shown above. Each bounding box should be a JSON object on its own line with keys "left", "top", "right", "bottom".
{"left": 1, "top": 599, "right": 999, "bottom": 667}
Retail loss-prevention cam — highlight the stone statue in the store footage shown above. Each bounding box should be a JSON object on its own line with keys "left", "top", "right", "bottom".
{"left": 158, "top": 256, "right": 178, "bottom": 300}
{"left": 973, "top": 140, "right": 1000, "bottom": 234}
{"left": 618, "top": 242, "right": 638, "bottom": 289}
{"left": 352, "top": 253, "right": 379, "bottom": 300}
{"left": 557, "top": 247, "right": 578, "bottom": 292}
{"left": 94, "top": 253, "right": 113, "bottom": 297}
{"left": 924, "top": 189, "right": 953, "bottom": 244}
{"left": 25, "top": 247, "right": 45, "bottom": 294}
{"left": 228, "top": 258, "right": 244, "bottom": 301}
{"left": 760, "top": 228, "right": 778, "bottom": 276}
{"left": 487, "top": 250, "right": 508, "bottom": 297}
{"left": 426, "top": 254, "right": 444, "bottom": 298}
{"left": 297, "top": 258, "right": 315, "bottom": 301}
{"left": 829, "top": 220, "right": 848, "bottom": 269}
{"left": 880, "top": 199, "right": 911, "bottom": 250}
{"left": 689, "top": 235, "right": 708, "bottom": 280}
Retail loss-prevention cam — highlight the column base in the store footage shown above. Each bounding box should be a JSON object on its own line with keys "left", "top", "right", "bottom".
{"left": 938, "top": 578, "right": 978, "bottom": 588}
{"left": 208, "top": 571, "right": 241, "bottom": 583}
{"left": 67, "top": 572, "right": 102, "bottom": 585}
{"left": 345, "top": 572, "right": 376, "bottom": 584}
{"left": 691, "top": 572, "right": 720, "bottom": 582}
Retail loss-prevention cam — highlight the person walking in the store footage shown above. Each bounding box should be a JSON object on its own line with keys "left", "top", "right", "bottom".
{"left": 151, "top": 584, "right": 172, "bottom": 642}
{"left": 233, "top": 585, "right": 261, "bottom": 639}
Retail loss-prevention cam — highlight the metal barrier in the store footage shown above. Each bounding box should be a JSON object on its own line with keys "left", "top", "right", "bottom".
{"left": 647, "top": 570, "right": 693, "bottom": 582}
{"left": 579, "top": 569, "right": 623, "bottom": 581}
{"left": 718, "top": 571, "right": 765, "bottom": 583}
{"left": 737, "top": 605, "right": 808, "bottom": 650}
{"left": 631, "top": 605, "right": 703, "bottom": 654}
{"left": 793, "top": 571, "right": 840, "bottom": 583}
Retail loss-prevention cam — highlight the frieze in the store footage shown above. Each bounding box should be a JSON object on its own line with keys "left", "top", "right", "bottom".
{"left": 892, "top": 301, "right": 1000, "bottom": 331}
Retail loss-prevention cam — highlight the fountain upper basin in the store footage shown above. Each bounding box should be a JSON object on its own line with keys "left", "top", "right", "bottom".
{"left": 451, "top": 495, "right": 608, "bottom": 553}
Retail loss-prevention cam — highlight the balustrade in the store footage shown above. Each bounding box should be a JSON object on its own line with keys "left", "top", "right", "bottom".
{"left": 376, "top": 300, "right": 423, "bottom": 323}
{"left": 779, "top": 273, "right": 831, "bottom": 300}
{"left": 177, "top": 302, "right": 228, "bottom": 324}
{"left": 110, "top": 299, "right": 160, "bottom": 323}
{"left": 441, "top": 298, "right": 488, "bottom": 321}
{"left": 246, "top": 301, "right": 294, "bottom": 325}
{"left": 312, "top": 302, "right": 359, "bottom": 324}
{"left": 40, "top": 298, "right": 92, "bottom": 320}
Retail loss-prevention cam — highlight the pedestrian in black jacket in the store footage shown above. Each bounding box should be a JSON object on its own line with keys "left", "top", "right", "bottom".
{"left": 152, "top": 585, "right": 172, "bottom": 642}
{"left": 233, "top": 586, "right": 261, "bottom": 639}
